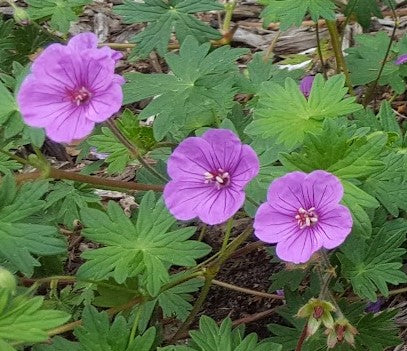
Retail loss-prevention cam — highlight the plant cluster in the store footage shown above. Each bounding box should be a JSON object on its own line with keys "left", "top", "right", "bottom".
{"left": 0, "top": 0, "right": 407, "bottom": 350}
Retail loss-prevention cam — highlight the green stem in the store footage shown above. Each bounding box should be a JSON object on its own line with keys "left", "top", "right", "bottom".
{"left": 340, "top": 0, "right": 359, "bottom": 46}
{"left": 128, "top": 303, "right": 144, "bottom": 347}
{"left": 0, "top": 148, "right": 32, "bottom": 166}
{"left": 315, "top": 22, "right": 327, "bottom": 79}
{"left": 363, "top": 4, "right": 398, "bottom": 106}
{"left": 223, "top": 0, "right": 237, "bottom": 33}
{"left": 171, "top": 223, "right": 253, "bottom": 342}
{"left": 326, "top": 20, "right": 354, "bottom": 95}
{"left": 220, "top": 218, "right": 234, "bottom": 255}
{"left": 106, "top": 119, "right": 168, "bottom": 183}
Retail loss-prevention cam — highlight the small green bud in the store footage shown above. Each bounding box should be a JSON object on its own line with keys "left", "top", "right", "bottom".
{"left": 13, "top": 6, "right": 30, "bottom": 26}
{"left": 0, "top": 267, "right": 16, "bottom": 294}
{"left": 297, "top": 298, "right": 336, "bottom": 338}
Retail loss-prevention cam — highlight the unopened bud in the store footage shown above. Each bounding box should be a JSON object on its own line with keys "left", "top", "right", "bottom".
{"left": 13, "top": 6, "right": 30, "bottom": 26}
{"left": 0, "top": 267, "right": 16, "bottom": 294}
{"left": 326, "top": 318, "right": 358, "bottom": 349}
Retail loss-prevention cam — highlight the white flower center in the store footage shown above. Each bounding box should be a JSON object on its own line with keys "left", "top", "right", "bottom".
{"left": 72, "top": 86, "right": 91, "bottom": 105}
{"left": 295, "top": 207, "right": 318, "bottom": 229}
{"left": 204, "top": 168, "right": 230, "bottom": 189}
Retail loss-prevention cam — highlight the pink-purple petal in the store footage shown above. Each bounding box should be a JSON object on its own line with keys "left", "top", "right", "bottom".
{"left": 303, "top": 170, "right": 344, "bottom": 210}
{"left": 231, "top": 144, "right": 260, "bottom": 187}
{"left": 254, "top": 203, "right": 298, "bottom": 243}
{"left": 197, "top": 188, "right": 245, "bottom": 225}
{"left": 318, "top": 204, "right": 353, "bottom": 249}
{"left": 275, "top": 228, "right": 322, "bottom": 264}
{"left": 396, "top": 54, "right": 407, "bottom": 65}
{"left": 267, "top": 172, "right": 308, "bottom": 214}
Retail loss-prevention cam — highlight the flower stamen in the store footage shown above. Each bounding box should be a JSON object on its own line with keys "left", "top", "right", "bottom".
{"left": 295, "top": 207, "right": 318, "bottom": 229}
{"left": 204, "top": 168, "right": 230, "bottom": 189}
{"left": 72, "top": 86, "right": 91, "bottom": 105}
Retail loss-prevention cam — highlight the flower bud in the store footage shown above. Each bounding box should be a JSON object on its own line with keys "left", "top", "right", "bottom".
{"left": 297, "top": 298, "right": 336, "bottom": 337}
{"left": 13, "top": 6, "right": 30, "bottom": 26}
{"left": 0, "top": 267, "right": 16, "bottom": 294}
{"left": 325, "top": 318, "right": 358, "bottom": 349}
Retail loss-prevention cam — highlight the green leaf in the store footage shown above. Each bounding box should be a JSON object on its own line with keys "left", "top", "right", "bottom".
{"left": 246, "top": 74, "right": 361, "bottom": 147}
{"left": 338, "top": 220, "right": 407, "bottom": 300}
{"left": 26, "top": 0, "right": 92, "bottom": 33}
{"left": 346, "top": 32, "right": 405, "bottom": 93}
{"left": 356, "top": 310, "right": 400, "bottom": 351}
{"left": 363, "top": 153, "right": 407, "bottom": 216}
{"left": 114, "top": 0, "right": 223, "bottom": 59}
{"left": 0, "top": 291, "right": 70, "bottom": 348}
{"left": 33, "top": 336, "right": 80, "bottom": 351}
{"left": 0, "top": 176, "right": 66, "bottom": 276}
{"left": 87, "top": 127, "right": 132, "bottom": 175}
{"left": 341, "top": 180, "right": 379, "bottom": 238}
{"left": 259, "top": 0, "right": 336, "bottom": 31}
{"left": 345, "top": 0, "right": 382, "bottom": 29}
{"left": 78, "top": 192, "right": 211, "bottom": 296}
{"left": 74, "top": 306, "right": 156, "bottom": 351}
{"left": 124, "top": 36, "right": 247, "bottom": 140}
{"left": 44, "top": 181, "right": 101, "bottom": 229}
{"left": 169, "top": 315, "right": 283, "bottom": 351}
{"left": 0, "top": 80, "right": 18, "bottom": 123}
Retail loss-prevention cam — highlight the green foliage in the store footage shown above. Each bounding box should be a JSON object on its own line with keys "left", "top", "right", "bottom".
{"left": 245, "top": 74, "right": 361, "bottom": 147}
{"left": 0, "top": 18, "right": 51, "bottom": 73}
{"left": 78, "top": 191, "right": 211, "bottom": 296}
{"left": 45, "top": 181, "right": 101, "bottom": 229}
{"left": 259, "top": 0, "right": 336, "bottom": 30}
{"left": 33, "top": 336, "right": 79, "bottom": 351}
{"left": 163, "top": 316, "right": 282, "bottom": 351}
{"left": 339, "top": 220, "right": 407, "bottom": 301}
{"left": 346, "top": 32, "right": 407, "bottom": 93}
{"left": 0, "top": 175, "right": 66, "bottom": 276}
{"left": 114, "top": 0, "right": 222, "bottom": 59}
{"left": 74, "top": 306, "right": 156, "bottom": 351}
{"left": 356, "top": 310, "right": 400, "bottom": 351}
{"left": 345, "top": 0, "right": 382, "bottom": 29}
{"left": 124, "top": 36, "right": 247, "bottom": 140}
{"left": 26, "top": 0, "right": 92, "bottom": 33}
{"left": 0, "top": 289, "right": 70, "bottom": 349}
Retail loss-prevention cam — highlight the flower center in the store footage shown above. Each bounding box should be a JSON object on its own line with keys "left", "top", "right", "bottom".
{"left": 71, "top": 86, "right": 91, "bottom": 105}
{"left": 204, "top": 168, "right": 230, "bottom": 189}
{"left": 295, "top": 207, "right": 318, "bottom": 229}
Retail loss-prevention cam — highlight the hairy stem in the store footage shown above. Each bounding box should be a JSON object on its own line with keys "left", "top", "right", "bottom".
{"left": 106, "top": 119, "right": 168, "bottom": 183}
{"left": 363, "top": 4, "right": 398, "bottom": 106}
{"left": 315, "top": 22, "right": 327, "bottom": 79}
{"left": 326, "top": 20, "right": 354, "bottom": 95}
{"left": 0, "top": 148, "right": 32, "bottom": 166}
{"left": 295, "top": 323, "right": 308, "bottom": 351}
{"left": 223, "top": 0, "right": 238, "bottom": 33}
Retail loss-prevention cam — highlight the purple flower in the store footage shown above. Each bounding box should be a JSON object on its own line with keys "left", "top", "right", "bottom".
{"left": 300, "top": 76, "right": 315, "bottom": 98}
{"left": 17, "top": 33, "right": 124, "bottom": 143}
{"left": 365, "top": 299, "right": 383, "bottom": 313}
{"left": 254, "top": 170, "right": 352, "bottom": 264}
{"left": 395, "top": 54, "right": 407, "bottom": 65}
{"left": 163, "top": 129, "right": 259, "bottom": 225}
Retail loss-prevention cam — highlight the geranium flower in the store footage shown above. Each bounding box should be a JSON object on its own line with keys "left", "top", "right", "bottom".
{"left": 299, "top": 75, "right": 315, "bottom": 98}
{"left": 395, "top": 54, "right": 407, "bottom": 65}
{"left": 164, "top": 129, "right": 259, "bottom": 225}
{"left": 254, "top": 170, "right": 352, "bottom": 264}
{"left": 17, "top": 33, "right": 124, "bottom": 143}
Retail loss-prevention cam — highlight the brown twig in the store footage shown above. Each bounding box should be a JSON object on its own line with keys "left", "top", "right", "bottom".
{"left": 295, "top": 323, "right": 308, "bottom": 351}
{"left": 14, "top": 168, "right": 164, "bottom": 192}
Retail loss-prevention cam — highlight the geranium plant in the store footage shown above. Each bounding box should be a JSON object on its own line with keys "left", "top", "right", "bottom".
{"left": 0, "top": 0, "right": 406, "bottom": 350}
